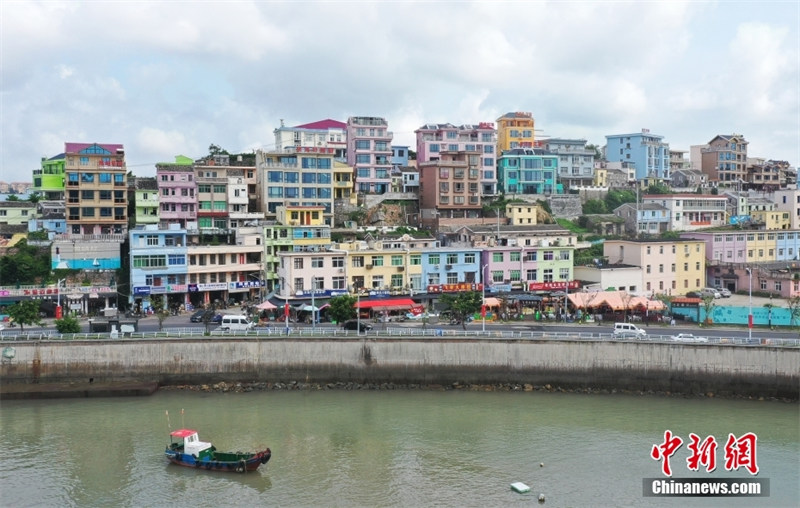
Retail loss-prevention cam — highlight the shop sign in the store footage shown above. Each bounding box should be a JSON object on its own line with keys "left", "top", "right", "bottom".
{"left": 133, "top": 286, "right": 151, "bottom": 296}
{"left": 528, "top": 281, "right": 579, "bottom": 291}
{"left": 426, "top": 283, "right": 483, "bottom": 294}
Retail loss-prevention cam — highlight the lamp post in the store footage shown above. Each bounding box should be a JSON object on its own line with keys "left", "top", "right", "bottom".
{"left": 281, "top": 277, "right": 290, "bottom": 334}
{"left": 746, "top": 267, "right": 752, "bottom": 342}
{"left": 356, "top": 283, "right": 361, "bottom": 336}
{"left": 481, "top": 263, "right": 488, "bottom": 333}
{"left": 56, "top": 278, "right": 66, "bottom": 319}
{"left": 311, "top": 277, "right": 316, "bottom": 332}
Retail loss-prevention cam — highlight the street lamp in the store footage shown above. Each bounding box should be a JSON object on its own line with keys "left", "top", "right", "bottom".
{"left": 56, "top": 278, "right": 66, "bottom": 318}
{"left": 481, "top": 263, "right": 489, "bottom": 333}
{"left": 356, "top": 283, "right": 361, "bottom": 336}
{"left": 746, "top": 267, "right": 752, "bottom": 342}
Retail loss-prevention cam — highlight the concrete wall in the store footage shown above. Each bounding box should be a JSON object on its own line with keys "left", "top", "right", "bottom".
{"left": 1, "top": 338, "right": 797, "bottom": 398}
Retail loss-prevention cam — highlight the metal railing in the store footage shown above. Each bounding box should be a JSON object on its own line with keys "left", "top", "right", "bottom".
{"left": 1, "top": 328, "right": 798, "bottom": 347}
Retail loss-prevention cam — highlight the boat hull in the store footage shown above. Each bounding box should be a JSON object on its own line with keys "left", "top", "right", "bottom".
{"left": 165, "top": 448, "right": 271, "bottom": 473}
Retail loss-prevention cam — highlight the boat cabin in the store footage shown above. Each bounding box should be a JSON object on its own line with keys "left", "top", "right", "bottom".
{"left": 170, "top": 429, "right": 212, "bottom": 457}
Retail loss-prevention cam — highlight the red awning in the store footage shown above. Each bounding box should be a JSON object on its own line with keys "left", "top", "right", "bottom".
{"left": 356, "top": 298, "right": 417, "bottom": 309}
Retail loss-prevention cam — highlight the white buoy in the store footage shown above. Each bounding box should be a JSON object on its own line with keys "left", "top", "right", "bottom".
{"left": 538, "top": 493, "right": 545, "bottom": 503}
{"left": 510, "top": 482, "right": 531, "bottom": 494}
{"left": 539, "top": 462, "right": 544, "bottom": 467}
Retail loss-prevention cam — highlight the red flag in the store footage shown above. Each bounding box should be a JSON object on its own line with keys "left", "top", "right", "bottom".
{"left": 284, "top": 303, "right": 290, "bottom": 318}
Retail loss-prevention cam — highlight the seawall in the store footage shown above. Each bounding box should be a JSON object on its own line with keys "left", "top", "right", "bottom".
{"left": 1, "top": 338, "right": 798, "bottom": 399}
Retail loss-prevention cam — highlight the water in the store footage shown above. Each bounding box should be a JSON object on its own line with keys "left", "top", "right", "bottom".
{"left": 1, "top": 390, "right": 797, "bottom": 507}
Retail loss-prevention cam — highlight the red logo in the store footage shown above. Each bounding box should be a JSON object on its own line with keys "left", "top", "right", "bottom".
{"left": 652, "top": 431, "right": 759, "bottom": 476}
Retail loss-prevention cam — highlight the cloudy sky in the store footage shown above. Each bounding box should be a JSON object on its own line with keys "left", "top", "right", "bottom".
{"left": 1, "top": 1, "right": 797, "bottom": 182}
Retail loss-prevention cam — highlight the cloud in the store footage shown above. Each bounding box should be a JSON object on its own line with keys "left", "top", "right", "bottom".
{"left": 1, "top": 1, "right": 797, "bottom": 182}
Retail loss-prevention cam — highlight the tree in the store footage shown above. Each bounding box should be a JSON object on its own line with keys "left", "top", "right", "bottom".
{"left": 6, "top": 194, "right": 19, "bottom": 201}
{"left": 585, "top": 143, "right": 602, "bottom": 159}
{"left": 582, "top": 199, "right": 608, "bottom": 214}
{"left": 786, "top": 296, "right": 800, "bottom": 328}
{"left": 150, "top": 295, "right": 171, "bottom": 331}
{"left": 604, "top": 190, "right": 636, "bottom": 211}
{"left": 55, "top": 315, "right": 81, "bottom": 334}
{"left": 208, "top": 144, "right": 229, "bottom": 156}
{"left": 7, "top": 300, "right": 42, "bottom": 332}
{"left": 645, "top": 183, "right": 671, "bottom": 195}
{"left": 201, "top": 302, "right": 219, "bottom": 334}
{"left": 701, "top": 296, "right": 716, "bottom": 325}
{"left": 327, "top": 294, "right": 357, "bottom": 325}
{"left": 438, "top": 291, "right": 482, "bottom": 330}
{"left": 27, "top": 192, "right": 42, "bottom": 203}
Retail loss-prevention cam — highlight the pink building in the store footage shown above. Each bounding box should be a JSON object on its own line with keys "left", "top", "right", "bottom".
{"left": 415, "top": 123, "right": 497, "bottom": 195}
{"left": 156, "top": 157, "right": 197, "bottom": 228}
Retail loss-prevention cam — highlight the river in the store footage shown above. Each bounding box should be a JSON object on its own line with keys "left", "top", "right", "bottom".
{"left": 1, "top": 389, "right": 797, "bottom": 507}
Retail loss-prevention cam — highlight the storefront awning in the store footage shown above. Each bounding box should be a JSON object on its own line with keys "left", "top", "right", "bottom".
{"left": 356, "top": 298, "right": 417, "bottom": 309}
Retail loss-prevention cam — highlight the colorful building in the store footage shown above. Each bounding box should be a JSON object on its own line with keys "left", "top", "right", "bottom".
{"left": 346, "top": 116, "right": 393, "bottom": 194}
{"left": 642, "top": 194, "right": 727, "bottom": 231}
{"left": 605, "top": 129, "right": 670, "bottom": 180}
{"left": 273, "top": 118, "right": 347, "bottom": 159}
{"left": 132, "top": 176, "right": 159, "bottom": 226}
{"left": 415, "top": 123, "right": 497, "bottom": 195}
{"left": 418, "top": 151, "right": 483, "bottom": 225}
{"left": 156, "top": 156, "right": 196, "bottom": 229}
{"left": 604, "top": 239, "right": 706, "bottom": 296}
{"left": 544, "top": 138, "right": 595, "bottom": 188}
{"left": 129, "top": 224, "right": 188, "bottom": 312}
{"left": 497, "top": 148, "right": 559, "bottom": 195}
{"left": 496, "top": 112, "right": 535, "bottom": 152}
{"left": 32, "top": 153, "right": 66, "bottom": 201}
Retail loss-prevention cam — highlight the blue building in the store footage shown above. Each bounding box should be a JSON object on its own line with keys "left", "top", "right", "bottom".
{"left": 497, "top": 149, "right": 560, "bottom": 195}
{"left": 391, "top": 145, "right": 410, "bottom": 167}
{"left": 605, "top": 129, "right": 670, "bottom": 180}
{"left": 129, "top": 224, "right": 188, "bottom": 312}
{"left": 422, "top": 247, "right": 483, "bottom": 294}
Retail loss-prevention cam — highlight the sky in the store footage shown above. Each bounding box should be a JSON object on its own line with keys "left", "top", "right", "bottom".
{"left": 1, "top": 1, "right": 798, "bottom": 182}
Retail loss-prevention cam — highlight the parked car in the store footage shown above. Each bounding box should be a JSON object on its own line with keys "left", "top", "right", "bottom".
{"left": 189, "top": 310, "right": 206, "bottom": 323}
{"left": 700, "top": 288, "right": 722, "bottom": 299}
{"left": 715, "top": 287, "right": 732, "bottom": 298}
{"left": 211, "top": 314, "right": 223, "bottom": 324}
{"left": 342, "top": 320, "right": 372, "bottom": 332}
{"left": 685, "top": 291, "right": 701, "bottom": 298}
{"left": 671, "top": 333, "right": 709, "bottom": 343}
{"left": 612, "top": 322, "right": 647, "bottom": 339}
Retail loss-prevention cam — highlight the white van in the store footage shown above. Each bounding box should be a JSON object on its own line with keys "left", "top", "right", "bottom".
{"left": 219, "top": 315, "right": 254, "bottom": 332}
{"left": 612, "top": 322, "right": 647, "bottom": 339}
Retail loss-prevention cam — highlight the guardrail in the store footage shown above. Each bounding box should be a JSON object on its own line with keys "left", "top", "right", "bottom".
{"left": 1, "top": 328, "right": 799, "bottom": 347}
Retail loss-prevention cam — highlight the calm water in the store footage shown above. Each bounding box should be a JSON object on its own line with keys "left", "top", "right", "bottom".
{"left": 1, "top": 390, "right": 797, "bottom": 507}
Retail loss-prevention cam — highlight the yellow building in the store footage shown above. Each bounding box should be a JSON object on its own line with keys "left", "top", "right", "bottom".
{"left": 745, "top": 231, "right": 778, "bottom": 262}
{"left": 593, "top": 167, "right": 608, "bottom": 187}
{"left": 750, "top": 209, "right": 790, "bottom": 230}
{"left": 605, "top": 239, "right": 706, "bottom": 296}
{"left": 505, "top": 203, "right": 539, "bottom": 226}
{"left": 496, "top": 112, "right": 535, "bottom": 152}
{"left": 333, "top": 160, "right": 356, "bottom": 204}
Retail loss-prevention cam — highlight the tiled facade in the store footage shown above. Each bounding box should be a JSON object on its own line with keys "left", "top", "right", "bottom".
{"left": 415, "top": 123, "right": 497, "bottom": 195}
{"left": 156, "top": 156, "right": 196, "bottom": 228}
{"left": 418, "top": 151, "right": 482, "bottom": 223}
{"left": 700, "top": 134, "right": 748, "bottom": 183}
{"left": 346, "top": 116, "right": 393, "bottom": 194}
{"left": 497, "top": 148, "right": 559, "bottom": 195}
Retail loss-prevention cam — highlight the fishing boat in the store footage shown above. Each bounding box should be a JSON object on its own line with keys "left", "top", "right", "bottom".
{"left": 165, "top": 428, "right": 271, "bottom": 473}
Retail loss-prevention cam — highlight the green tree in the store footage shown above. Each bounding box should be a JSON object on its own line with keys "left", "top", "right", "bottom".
{"left": 7, "top": 300, "right": 42, "bottom": 332}
{"left": 328, "top": 294, "right": 357, "bottom": 325}
{"left": 785, "top": 296, "right": 800, "bottom": 328}
{"left": 27, "top": 192, "right": 42, "bottom": 203}
{"left": 0, "top": 239, "right": 51, "bottom": 286}
{"left": 604, "top": 190, "right": 636, "bottom": 212}
{"left": 701, "top": 296, "right": 716, "bottom": 325}
{"left": 645, "top": 183, "right": 671, "bottom": 194}
{"left": 582, "top": 199, "right": 608, "bottom": 214}
{"left": 438, "top": 291, "right": 482, "bottom": 330}
{"left": 150, "top": 295, "right": 171, "bottom": 331}
{"left": 55, "top": 315, "right": 81, "bottom": 334}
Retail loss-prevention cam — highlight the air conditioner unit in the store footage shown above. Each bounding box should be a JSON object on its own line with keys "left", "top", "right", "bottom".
{"left": 445, "top": 264, "right": 453, "bottom": 270}
{"left": 338, "top": 268, "right": 344, "bottom": 273}
{"left": 366, "top": 264, "right": 373, "bottom": 269}
{"left": 432, "top": 265, "right": 439, "bottom": 270}
{"left": 397, "top": 266, "right": 405, "bottom": 272}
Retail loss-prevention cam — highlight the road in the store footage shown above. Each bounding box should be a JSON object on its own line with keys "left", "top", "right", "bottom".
{"left": 3, "top": 304, "right": 799, "bottom": 342}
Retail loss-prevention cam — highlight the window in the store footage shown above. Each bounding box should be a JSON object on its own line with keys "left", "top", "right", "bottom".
{"left": 446, "top": 254, "right": 458, "bottom": 264}
{"left": 510, "top": 252, "right": 521, "bottom": 262}
{"left": 543, "top": 251, "right": 554, "bottom": 261}
{"left": 332, "top": 257, "right": 344, "bottom": 268}
{"left": 492, "top": 252, "right": 503, "bottom": 262}
{"left": 311, "top": 257, "right": 324, "bottom": 268}
{"left": 391, "top": 255, "right": 403, "bottom": 266}
{"left": 293, "top": 258, "right": 304, "bottom": 269}
{"left": 371, "top": 255, "right": 384, "bottom": 266}
{"left": 410, "top": 255, "right": 421, "bottom": 265}
{"left": 352, "top": 256, "right": 364, "bottom": 267}
{"left": 543, "top": 269, "right": 553, "bottom": 282}
{"left": 526, "top": 269, "right": 537, "bottom": 281}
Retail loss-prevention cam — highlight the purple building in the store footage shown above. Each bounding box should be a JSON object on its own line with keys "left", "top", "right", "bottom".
{"left": 347, "top": 116, "right": 393, "bottom": 194}
{"left": 156, "top": 156, "right": 197, "bottom": 228}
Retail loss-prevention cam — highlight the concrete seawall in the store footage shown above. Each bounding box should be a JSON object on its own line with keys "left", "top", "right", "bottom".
{"left": 1, "top": 338, "right": 798, "bottom": 399}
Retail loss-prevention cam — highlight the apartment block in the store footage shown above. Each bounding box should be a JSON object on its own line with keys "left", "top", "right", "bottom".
{"left": 346, "top": 116, "right": 393, "bottom": 194}
{"left": 604, "top": 239, "right": 706, "bottom": 296}
{"left": 132, "top": 176, "right": 159, "bottom": 226}
{"left": 496, "top": 112, "right": 535, "bottom": 152}
{"left": 156, "top": 156, "right": 196, "bottom": 229}
{"left": 32, "top": 153, "right": 66, "bottom": 201}
{"left": 255, "top": 147, "right": 337, "bottom": 223}
{"left": 642, "top": 194, "right": 727, "bottom": 231}
{"left": 64, "top": 142, "right": 127, "bottom": 235}
{"left": 129, "top": 224, "right": 188, "bottom": 311}
{"left": 696, "top": 134, "right": 748, "bottom": 184}
{"left": 418, "top": 151, "right": 482, "bottom": 225}
{"left": 415, "top": 123, "right": 497, "bottom": 195}
{"left": 497, "top": 148, "right": 559, "bottom": 195}
{"left": 273, "top": 118, "right": 347, "bottom": 159}
{"left": 544, "top": 138, "right": 595, "bottom": 188}
{"left": 605, "top": 130, "right": 670, "bottom": 180}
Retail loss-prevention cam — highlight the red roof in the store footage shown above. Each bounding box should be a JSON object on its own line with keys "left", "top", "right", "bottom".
{"left": 65, "top": 142, "right": 124, "bottom": 154}
{"left": 356, "top": 298, "right": 417, "bottom": 309}
{"left": 170, "top": 429, "right": 198, "bottom": 438}
{"left": 295, "top": 119, "right": 346, "bottom": 130}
